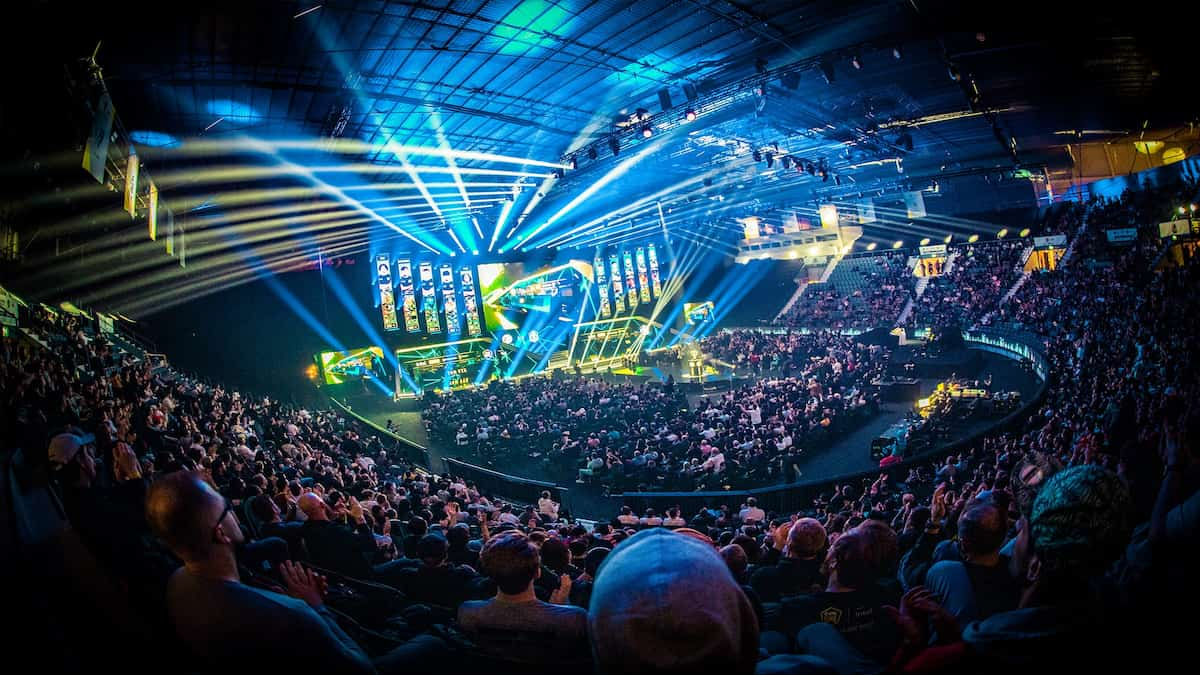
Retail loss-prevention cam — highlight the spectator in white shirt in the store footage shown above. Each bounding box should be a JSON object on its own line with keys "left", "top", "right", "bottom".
{"left": 738, "top": 498, "right": 766, "bottom": 525}
{"left": 537, "top": 491, "right": 559, "bottom": 521}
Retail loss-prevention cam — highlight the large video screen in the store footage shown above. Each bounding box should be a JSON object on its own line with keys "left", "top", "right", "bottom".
{"left": 316, "top": 347, "right": 387, "bottom": 385}
{"left": 477, "top": 260, "right": 594, "bottom": 333}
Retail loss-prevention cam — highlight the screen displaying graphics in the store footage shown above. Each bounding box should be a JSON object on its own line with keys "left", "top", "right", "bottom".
{"left": 478, "top": 261, "right": 594, "bottom": 333}
{"left": 397, "top": 259, "right": 420, "bottom": 333}
{"left": 648, "top": 244, "right": 663, "bottom": 296}
{"left": 376, "top": 255, "right": 399, "bottom": 331}
{"left": 419, "top": 261, "right": 440, "bottom": 333}
{"left": 459, "top": 268, "right": 483, "bottom": 337}
{"left": 623, "top": 251, "right": 638, "bottom": 308}
{"left": 609, "top": 255, "right": 624, "bottom": 312}
{"left": 595, "top": 255, "right": 611, "bottom": 318}
{"left": 439, "top": 264, "right": 459, "bottom": 334}
{"left": 395, "top": 338, "right": 495, "bottom": 394}
{"left": 317, "top": 347, "right": 387, "bottom": 385}
{"left": 636, "top": 247, "right": 651, "bottom": 303}
{"left": 684, "top": 301, "right": 715, "bottom": 325}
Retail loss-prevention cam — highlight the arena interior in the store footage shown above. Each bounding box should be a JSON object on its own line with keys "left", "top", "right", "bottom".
{"left": 2, "top": 2, "right": 1199, "bottom": 673}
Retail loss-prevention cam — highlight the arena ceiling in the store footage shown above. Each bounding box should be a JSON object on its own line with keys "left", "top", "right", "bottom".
{"left": 3, "top": 0, "right": 1198, "bottom": 309}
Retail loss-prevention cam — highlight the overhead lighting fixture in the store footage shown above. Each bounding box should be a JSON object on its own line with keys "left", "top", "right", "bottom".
{"left": 850, "top": 55, "right": 862, "bottom": 70}
{"left": 920, "top": 238, "right": 931, "bottom": 246}
{"left": 867, "top": 242, "right": 878, "bottom": 251}
{"left": 641, "top": 125, "right": 653, "bottom": 138}
{"left": 893, "top": 240, "right": 904, "bottom": 249}
{"left": 1019, "top": 228, "right": 1031, "bottom": 237}
{"left": 944, "top": 234, "right": 953, "bottom": 243}
{"left": 569, "top": 157, "right": 578, "bottom": 170}
{"left": 685, "top": 108, "right": 697, "bottom": 122}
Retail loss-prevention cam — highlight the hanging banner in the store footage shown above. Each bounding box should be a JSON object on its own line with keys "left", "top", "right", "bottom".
{"left": 636, "top": 247, "right": 651, "bottom": 302}
{"left": 904, "top": 191, "right": 927, "bottom": 219}
{"left": 857, "top": 199, "right": 876, "bottom": 224}
{"left": 460, "top": 267, "right": 482, "bottom": 337}
{"left": 648, "top": 243, "right": 663, "bottom": 297}
{"left": 396, "top": 259, "right": 420, "bottom": 333}
{"left": 166, "top": 205, "right": 175, "bottom": 256}
{"left": 177, "top": 219, "right": 186, "bottom": 268}
{"left": 742, "top": 216, "right": 761, "bottom": 240}
{"left": 124, "top": 151, "right": 139, "bottom": 218}
{"left": 148, "top": 182, "right": 158, "bottom": 241}
{"left": 623, "top": 251, "right": 638, "bottom": 308}
{"left": 376, "top": 255, "right": 399, "bottom": 331}
{"left": 782, "top": 211, "right": 800, "bottom": 233}
{"left": 440, "top": 263, "right": 459, "bottom": 334}
{"left": 595, "top": 255, "right": 611, "bottom": 317}
{"left": 82, "top": 91, "right": 114, "bottom": 183}
{"left": 609, "top": 255, "right": 624, "bottom": 312}
{"left": 419, "top": 261, "right": 440, "bottom": 333}
{"left": 819, "top": 204, "right": 839, "bottom": 229}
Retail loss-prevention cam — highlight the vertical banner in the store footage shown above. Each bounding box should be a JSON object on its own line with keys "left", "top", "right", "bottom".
{"left": 148, "top": 182, "right": 158, "bottom": 241}
{"left": 166, "top": 205, "right": 175, "bottom": 256}
{"left": 742, "top": 216, "right": 761, "bottom": 240}
{"left": 595, "top": 255, "right": 611, "bottom": 317}
{"left": 124, "top": 151, "right": 139, "bottom": 218}
{"left": 904, "top": 191, "right": 927, "bottom": 219}
{"left": 178, "top": 219, "right": 186, "bottom": 268}
{"left": 460, "top": 267, "right": 482, "bottom": 337}
{"left": 857, "top": 198, "right": 876, "bottom": 224}
{"left": 819, "top": 204, "right": 839, "bottom": 229}
{"left": 440, "top": 263, "right": 459, "bottom": 334}
{"left": 376, "top": 255, "right": 399, "bottom": 331}
{"left": 82, "top": 92, "right": 115, "bottom": 183}
{"left": 397, "top": 259, "right": 420, "bottom": 333}
{"left": 609, "top": 255, "right": 624, "bottom": 312}
{"left": 623, "top": 251, "right": 638, "bottom": 308}
{"left": 636, "top": 247, "right": 651, "bottom": 303}
{"left": 648, "top": 243, "right": 663, "bottom": 297}
{"left": 419, "top": 261, "right": 441, "bottom": 333}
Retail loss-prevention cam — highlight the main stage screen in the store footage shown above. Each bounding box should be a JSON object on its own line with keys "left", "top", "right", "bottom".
{"left": 477, "top": 260, "right": 594, "bottom": 333}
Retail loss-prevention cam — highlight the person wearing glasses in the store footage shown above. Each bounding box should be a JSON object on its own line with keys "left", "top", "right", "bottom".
{"left": 146, "top": 471, "right": 375, "bottom": 673}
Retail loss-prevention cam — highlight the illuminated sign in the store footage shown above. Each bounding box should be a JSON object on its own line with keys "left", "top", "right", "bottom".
{"left": 397, "top": 259, "right": 420, "bottom": 333}
{"left": 609, "top": 255, "right": 624, "bottom": 312}
{"left": 376, "top": 255, "right": 399, "bottom": 331}
{"left": 419, "top": 261, "right": 440, "bottom": 333}
{"left": 648, "top": 243, "right": 663, "bottom": 296}
{"left": 440, "top": 263, "right": 459, "bottom": 334}
{"left": 636, "top": 247, "right": 651, "bottom": 302}
{"left": 623, "top": 251, "right": 638, "bottom": 308}
{"left": 460, "top": 267, "right": 482, "bottom": 337}
{"left": 595, "top": 255, "right": 611, "bottom": 317}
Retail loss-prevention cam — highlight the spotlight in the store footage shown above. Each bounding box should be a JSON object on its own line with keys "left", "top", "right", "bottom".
{"left": 968, "top": 234, "right": 980, "bottom": 243}
{"left": 997, "top": 228, "right": 1008, "bottom": 238}
{"left": 528, "top": 330, "right": 540, "bottom": 343}
{"left": 820, "top": 61, "right": 836, "bottom": 84}
{"left": 569, "top": 157, "right": 578, "bottom": 170}
{"left": 893, "top": 240, "right": 904, "bottom": 249}
{"left": 642, "top": 125, "right": 653, "bottom": 138}
{"left": 685, "top": 108, "right": 697, "bottom": 122}
{"left": 920, "top": 238, "right": 931, "bottom": 246}
{"left": 893, "top": 45, "right": 903, "bottom": 60}
{"left": 944, "top": 234, "right": 953, "bottom": 243}
{"left": 850, "top": 55, "right": 862, "bottom": 70}
{"left": 609, "top": 136, "right": 620, "bottom": 157}
{"left": 588, "top": 146, "right": 598, "bottom": 160}
{"left": 867, "top": 242, "right": 878, "bottom": 251}
{"left": 1019, "top": 228, "right": 1031, "bottom": 237}
{"left": 639, "top": 324, "right": 651, "bottom": 335}
{"left": 552, "top": 169, "right": 563, "bottom": 179}
{"left": 501, "top": 333, "right": 514, "bottom": 345}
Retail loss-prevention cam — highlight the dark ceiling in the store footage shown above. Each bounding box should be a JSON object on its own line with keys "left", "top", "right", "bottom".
{"left": 2, "top": 0, "right": 1197, "bottom": 311}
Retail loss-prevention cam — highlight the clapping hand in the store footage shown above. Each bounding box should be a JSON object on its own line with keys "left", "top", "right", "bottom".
{"left": 281, "top": 561, "right": 328, "bottom": 610}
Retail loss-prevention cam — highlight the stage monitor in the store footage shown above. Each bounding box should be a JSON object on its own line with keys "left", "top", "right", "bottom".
{"left": 316, "top": 347, "right": 387, "bottom": 385}
{"left": 684, "top": 301, "right": 714, "bottom": 325}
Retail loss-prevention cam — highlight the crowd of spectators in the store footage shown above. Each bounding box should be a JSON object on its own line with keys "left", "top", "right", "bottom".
{"left": 908, "top": 240, "right": 1026, "bottom": 330}
{"left": 779, "top": 252, "right": 913, "bottom": 330}
{"left": 425, "top": 331, "right": 889, "bottom": 491}
{"left": 6, "top": 180, "right": 1200, "bottom": 673}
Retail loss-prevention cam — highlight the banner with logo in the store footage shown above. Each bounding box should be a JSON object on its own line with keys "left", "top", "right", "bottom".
{"left": 623, "top": 251, "right": 638, "bottom": 308}
{"left": 636, "top": 247, "right": 652, "bottom": 302}
{"left": 609, "top": 255, "right": 624, "bottom": 312}
{"left": 595, "top": 255, "right": 611, "bottom": 317}
{"left": 124, "top": 151, "right": 139, "bottom": 218}
{"left": 460, "top": 267, "right": 482, "bottom": 337}
{"left": 419, "top": 261, "right": 440, "bottom": 333}
{"left": 376, "top": 255, "right": 399, "bottom": 331}
{"left": 648, "top": 243, "right": 663, "bottom": 296}
{"left": 1033, "top": 234, "right": 1067, "bottom": 248}
{"left": 397, "top": 259, "right": 420, "bottom": 333}
{"left": 82, "top": 92, "right": 114, "bottom": 183}
{"left": 440, "top": 264, "right": 459, "bottom": 334}
{"left": 903, "top": 191, "right": 926, "bottom": 219}
{"left": 1105, "top": 228, "right": 1138, "bottom": 244}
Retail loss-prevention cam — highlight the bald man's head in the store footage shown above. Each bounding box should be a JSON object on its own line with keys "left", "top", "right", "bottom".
{"left": 146, "top": 471, "right": 239, "bottom": 561}
{"left": 719, "top": 544, "right": 749, "bottom": 578}
{"left": 298, "top": 492, "right": 329, "bottom": 521}
{"left": 958, "top": 504, "right": 1006, "bottom": 558}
